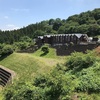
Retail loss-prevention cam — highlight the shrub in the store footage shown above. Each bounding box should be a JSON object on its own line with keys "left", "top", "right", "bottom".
{"left": 12, "top": 36, "right": 32, "bottom": 51}
{"left": 3, "top": 51, "right": 100, "bottom": 99}
{"left": 66, "top": 52, "right": 96, "bottom": 72}
{"left": 19, "top": 36, "right": 32, "bottom": 43}
{"left": 1, "top": 45, "right": 13, "bottom": 56}
{"left": 76, "top": 73, "right": 100, "bottom": 93}
{"left": 13, "top": 42, "right": 29, "bottom": 50}
{"left": 4, "top": 82, "right": 36, "bottom": 100}
{"left": 0, "top": 43, "right": 5, "bottom": 49}
{"left": 41, "top": 46, "right": 49, "bottom": 54}
{"left": 19, "top": 42, "right": 29, "bottom": 50}
{"left": 33, "top": 74, "right": 47, "bottom": 88}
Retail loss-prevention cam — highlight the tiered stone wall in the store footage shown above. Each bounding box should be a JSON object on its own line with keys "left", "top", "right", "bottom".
{"left": 52, "top": 43, "right": 99, "bottom": 56}
{"left": 0, "top": 66, "right": 16, "bottom": 87}
{"left": 0, "top": 68, "right": 11, "bottom": 86}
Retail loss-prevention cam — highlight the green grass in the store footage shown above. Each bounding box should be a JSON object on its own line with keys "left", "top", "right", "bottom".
{"left": 0, "top": 47, "right": 66, "bottom": 80}
{"left": 0, "top": 87, "right": 3, "bottom": 100}
{"left": 0, "top": 53, "right": 39, "bottom": 79}
{"left": 0, "top": 45, "right": 66, "bottom": 82}
{"left": 0, "top": 48, "right": 100, "bottom": 99}
{"left": 0, "top": 46, "right": 66, "bottom": 99}
{"left": 0, "top": 53, "right": 62, "bottom": 79}
{"left": 0, "top": 94, "right": 3, "bottom": 100}
{"left": 0, "top": 52, "right": 65, "bottom": 99}
{"left": 33, "top": 45, "right": 66, "bottom": 60}
{"left": 95, "top": 35, "right": 100, "bottom": 38}
{"left": 33, "top": 46, "right": 57, "bottom": 58}
{"left": 0, "top": 44, "right": 66, "bottom": 81}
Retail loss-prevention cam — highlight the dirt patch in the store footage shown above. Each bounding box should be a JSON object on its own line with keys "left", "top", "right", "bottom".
{"left": 71, "top": 94, "right": 79, "bottom": 100}
{"left": 95, "top": 46, "right": 100, "bottom": 55}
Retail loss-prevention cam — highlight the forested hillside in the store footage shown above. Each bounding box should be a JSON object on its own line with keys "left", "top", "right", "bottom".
{"left": 0, "top": 8, "right": 100, "bottom": 44}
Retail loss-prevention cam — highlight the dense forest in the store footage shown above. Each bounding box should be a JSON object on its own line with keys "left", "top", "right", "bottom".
{"left": 0, "top": 8, "right": 100, "bottom": 44}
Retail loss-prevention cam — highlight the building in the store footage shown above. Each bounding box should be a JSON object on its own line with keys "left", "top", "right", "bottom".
{"left": 36, "top": 33, "right": 89, "bottom": 46}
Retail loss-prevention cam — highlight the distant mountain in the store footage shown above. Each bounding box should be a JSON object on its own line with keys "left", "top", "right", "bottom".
{"left": 0, "top": 8, "right": 100, "bottom": 44}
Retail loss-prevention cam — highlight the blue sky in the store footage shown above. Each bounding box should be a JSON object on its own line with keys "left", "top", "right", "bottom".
{"left": 0, "top": 0, "right": 100, "bottom": 30}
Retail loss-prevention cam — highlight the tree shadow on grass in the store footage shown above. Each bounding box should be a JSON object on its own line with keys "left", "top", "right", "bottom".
{"left": 0, "top": 54, "right": 11, "bottom": 61}
{"left": 40, "top": 52, "right": 48, "bottom": 57}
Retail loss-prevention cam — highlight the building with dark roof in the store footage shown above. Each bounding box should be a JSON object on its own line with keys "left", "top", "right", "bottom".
{"left": 37, "top": 33, "right": 89, "bottom": 45}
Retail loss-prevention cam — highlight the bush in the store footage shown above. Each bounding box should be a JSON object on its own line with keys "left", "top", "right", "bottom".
{"left": 66, "top": 52, "right": 96, "bottom": 72}
{"left": 3, "top": 51, "right": 100, "bottom": 99}
{"left": 76, "top": 72, "right": 100, "bottom": 93}
{"left": 13, "top": 42, "right": 29, "bottom": 50}
{"left": 0, "top": 43, "right": 5, "bottom": 49}
{"left": 33, "top": 74, "right": 47, "bottom": 88}
{"left": 12, "top": 36, "right": 32, "bottom": 51}
{"left": 33, "top": 65, "right": 77, "bottom": 100}
{"left": 4, "top": 81, "right": 45, "bottom": 100}
{"left": 1, "top": 45, "right": 13, "bottom": 56}
{"left": 75, "top": 61, "right": 100, "bottom": 93}
{"left": 19, "top": 36, "right": 32, "bottom": 43}
{"left": 41, "top": 46, "right": 49, "bottom": 54}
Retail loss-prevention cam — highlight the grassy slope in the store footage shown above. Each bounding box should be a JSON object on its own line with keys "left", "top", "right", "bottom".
{"left": 0, "top": 94, "right": 3, "bottom": 100}
{"left": 0, "top": 53, "right": 39, "bottom": 79}
{"left": 32, "top": 46, "right": 66, "bottom": 67}
{"left": 0, "top": 47, "right": 66, "bottom": 99}
{"left": 0, "top": 53, "right": 63, "bottom": 79}
{"left": 33, "top": 46, "right": 57, "bottom": 58}
{"left": 0, "top": 47, "right": 100, "bottom": 99}
{"left": 0, "top": 86, "right": 3, "bottom": 99}
{"left": 0, "top": 46, "right": 66, "bottom": 79}
{"left": 33, "top": 45, "right": 66, "bottom": 59}
{"left": 0, "top": 52, "right": 64, "bottom": 99}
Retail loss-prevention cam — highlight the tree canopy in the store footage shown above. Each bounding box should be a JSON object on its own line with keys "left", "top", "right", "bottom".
{"left": 0, "top": 8, "right": 100, "bottom": 44}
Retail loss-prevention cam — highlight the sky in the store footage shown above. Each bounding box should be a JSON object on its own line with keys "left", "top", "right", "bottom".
{"left": 0, "top": 0, "right": 100, "bottom": 31}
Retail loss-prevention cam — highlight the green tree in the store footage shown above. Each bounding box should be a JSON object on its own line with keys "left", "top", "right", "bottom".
{"left": 58, "top": 26, "right": 65, "bottom": 34}
{"left": 1, "top": 45, "right": 13, "bottom": 56}
{"left": 41, "top": 46, "right": 49, "bottom": 54}
{"left": 53, "top": 18, "right": 62, "bottom": 31}
{"left": 66, "top": 52, "right": 96, "bottom": 71}
{"left": 49, "top": 19, "right": 55, "bottom": 25}
{"left": 34, "top": 30, "right": 45, "bottom": 38}
{"left": 20, "top": 36, "right": 32, "bottom": 42}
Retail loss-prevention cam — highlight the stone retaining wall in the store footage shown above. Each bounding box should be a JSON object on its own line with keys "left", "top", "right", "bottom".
{"left": 52, "top": 43, "right": 99, "bottom": 56}
{"left": 0, "top": 66, "right": 16, "bottom": 87}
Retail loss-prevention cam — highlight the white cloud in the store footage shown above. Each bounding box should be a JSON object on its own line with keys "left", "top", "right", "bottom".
{"left": 7, "top": 24, "right": 14, "bottom": 27}
{"left": 6, "top": 24, "right": 20, "bottom": 30}
{"left": 4, "top": 16, "right": 9, "bottom": 19}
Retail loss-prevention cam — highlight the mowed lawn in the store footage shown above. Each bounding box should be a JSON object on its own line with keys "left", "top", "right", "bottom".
{"left": 33, "top": 46, "right": 57, "bottom": 58}
{"left": 0, "top": 49, "right": 66, "bottom": 99}
{"left": 0, "top": 94, "right": 3, "bottom": 100}
{"left": 0, "top": 53, "right": 41, "bottom": 79}
{"left": 0, "top": 52, "right": 65, "bottom": 80}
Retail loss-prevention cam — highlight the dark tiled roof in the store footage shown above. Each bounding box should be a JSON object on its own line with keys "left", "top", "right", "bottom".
{"left": 43, "top": 33, "right": 88, "bottom": 38}
{"left": 38, "top": 36, "right": 43, "bottom": 39}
